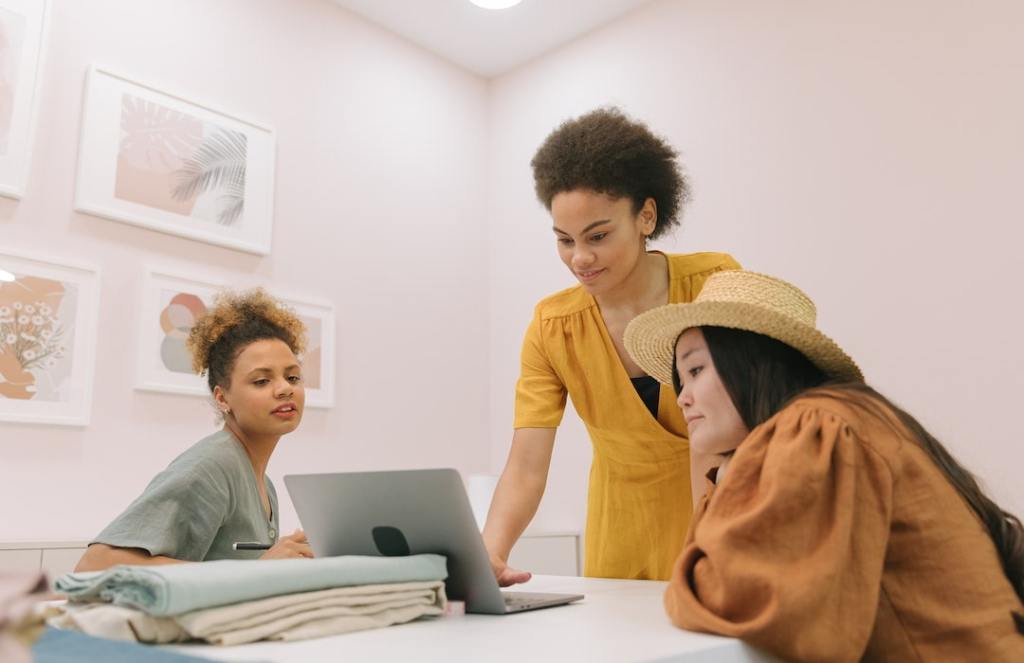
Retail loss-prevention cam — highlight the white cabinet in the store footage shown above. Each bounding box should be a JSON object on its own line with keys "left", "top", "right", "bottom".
{"left": 0, "top": 541, "right": 86, "bottom": 579}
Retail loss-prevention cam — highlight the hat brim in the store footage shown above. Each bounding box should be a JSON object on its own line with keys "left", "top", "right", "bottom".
{"left": 624, "top": 300, "right": 863, "bottom": 386}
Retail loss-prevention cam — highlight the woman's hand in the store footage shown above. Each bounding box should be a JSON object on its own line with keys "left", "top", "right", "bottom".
{"left": 259, "top": 529, "right": 314, "bottom": 560}
{"left": 489, "top": 551, "right": 531, "bottom": 587}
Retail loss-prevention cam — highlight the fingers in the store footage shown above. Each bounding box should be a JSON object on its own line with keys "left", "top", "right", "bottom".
{"left": 497, "top": 567, "right": 532, "bottom": 587}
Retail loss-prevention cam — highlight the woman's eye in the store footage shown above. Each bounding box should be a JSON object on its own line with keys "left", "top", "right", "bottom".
{"left": 590, "top": 233, "right": 607, "bottom": 242}
{"left": 288, "top": 376, "right": 302, "bottom": 384}
{"left": 688, "top": 366, "right": 703, "bottom": 378}
{"left": 557, "top": 237, "right": 573, "bottom": 245}
{"left": 253, "top": 378, "right": 269, "bottom": 386}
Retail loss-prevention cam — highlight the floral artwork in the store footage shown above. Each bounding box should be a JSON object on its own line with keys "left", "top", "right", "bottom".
{"left": 0, "top": 279, "right": 68, "bottom": 399}
{"left": 0, "top": 251, "right": 98, "bottom": 425}
{"left": 0, "top": 0, "right": 48, "bottom": 198}
{"left": 114, "top": 95, "right": 248, "bottom": 226}
{"left": 75, "top": 66, "right": 275, "bottom": 254}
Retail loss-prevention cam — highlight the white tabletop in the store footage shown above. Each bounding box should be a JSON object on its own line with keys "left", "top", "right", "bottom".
{"left": 165, "top": 575, "right": 782, "bottom": 663}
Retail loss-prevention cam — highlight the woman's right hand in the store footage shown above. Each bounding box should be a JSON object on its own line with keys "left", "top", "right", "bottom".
{"left": 489, "top": 551, "right": 532, "bottom": 587}
{"left": 259, "top": 529, "right": 314, "bottom": 560}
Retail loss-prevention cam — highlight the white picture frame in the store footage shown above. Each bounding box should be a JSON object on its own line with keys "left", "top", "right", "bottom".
{"left": 0, "top": 249, "right": 99, "bottom": 426}
{"left": 74, "top": 66, "right": 276, "bottom": 254}
{"left": 0, "top": 0, "right": 50, "bottom": 198}
{"left": 277, "top": 294, "right": 335, "bottom": 410}
{"left": 135, "top": 269, "right": 225, "bottom": 396}
{"left": 136, "top": 269, "right": 335, "bottom": 409}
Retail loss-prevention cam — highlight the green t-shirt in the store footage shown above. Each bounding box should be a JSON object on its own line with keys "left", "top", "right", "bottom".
{"left": 93, "top": 430, "right": 280, "bottom": 561}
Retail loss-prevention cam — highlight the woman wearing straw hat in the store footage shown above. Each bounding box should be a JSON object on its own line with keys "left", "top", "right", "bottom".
{"left": 624, "top": 270, "right": 1024, "bottom": 661}
{"left": 482, "top": 107, "right": 739, "bottom": 584}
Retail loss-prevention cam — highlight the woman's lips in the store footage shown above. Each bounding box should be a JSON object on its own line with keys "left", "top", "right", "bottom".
{"left": 577, "top": 268, "right": 605, "bottom": 283}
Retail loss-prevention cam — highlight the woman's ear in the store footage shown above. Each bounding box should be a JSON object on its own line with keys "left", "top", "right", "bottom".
{"left": 640, "top": 197, "right": 658, "bottom": 236}
{"left": 213, "top": 384, "right": 231, "bottom": 415}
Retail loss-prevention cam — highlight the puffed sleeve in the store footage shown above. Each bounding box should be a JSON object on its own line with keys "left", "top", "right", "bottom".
{"left": 664, "top": 404, "right": 895, "bottom": 663}
{"left": 513, "top": 306, "right": 567, "bottom": 429}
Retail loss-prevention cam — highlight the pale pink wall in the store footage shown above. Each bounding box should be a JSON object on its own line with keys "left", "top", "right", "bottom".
{"left": 0, "top": 0, "right": 490, "bottom": 542}
{"left": 487, "top": 0, "right": 1024, "bottom": 537}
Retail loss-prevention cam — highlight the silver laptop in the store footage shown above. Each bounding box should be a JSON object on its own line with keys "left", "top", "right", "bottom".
{"left": 284, "top": 468, "right": 583, "bottom": 614}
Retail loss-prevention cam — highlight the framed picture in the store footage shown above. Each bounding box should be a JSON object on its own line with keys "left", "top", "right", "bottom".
{"left": 278, "top": 295, "right": 335, "bottom": 409}
{"left": 0, "top": 250, "right": 99, "bottom": 425}
{"left": 136, "top": 270, "right": 335, "bottom": 409}
{"left": 135, "top": 269, "right": 224, "bottom": 396}
{"left": 0, "top": 0, "right": 50, "bottom": 198}
{"left": 74, "top": 66, "right": 276, "bottom": 254}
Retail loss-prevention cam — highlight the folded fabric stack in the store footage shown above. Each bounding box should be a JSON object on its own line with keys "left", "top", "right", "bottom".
{"left": 50, "top": 554, "right": 447, "bottom": 645}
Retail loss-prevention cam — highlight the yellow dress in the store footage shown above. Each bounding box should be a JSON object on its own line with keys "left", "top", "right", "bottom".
{"left": 514, "top": 251, "right": 740, "bottom": 580}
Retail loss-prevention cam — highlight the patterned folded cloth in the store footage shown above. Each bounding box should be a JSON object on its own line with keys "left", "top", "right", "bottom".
{"left": 49, "top": 580, "right": 446, "bottom": 645}
{"left": 54, "top": 554, "right": 447, "bottom": 616}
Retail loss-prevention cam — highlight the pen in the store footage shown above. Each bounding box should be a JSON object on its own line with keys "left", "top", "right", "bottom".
{"left": 233, "top": 542, "right": 272, "bottom": 551}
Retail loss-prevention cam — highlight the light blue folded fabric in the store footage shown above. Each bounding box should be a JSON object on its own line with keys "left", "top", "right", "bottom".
{"left": 55, "top": 554, "right": 447, "bottom": 617}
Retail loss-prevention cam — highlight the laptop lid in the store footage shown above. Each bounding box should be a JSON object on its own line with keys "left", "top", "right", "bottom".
{"left": 285, "top": 468, "right": 545, "bottom": 614}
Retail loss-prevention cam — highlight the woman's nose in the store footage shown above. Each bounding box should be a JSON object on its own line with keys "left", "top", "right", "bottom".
{"left": 572, "top": 247, "right": 595, "bottom": 268}
{"left": 676, "top": 384, "right": 692, "bottom": 409}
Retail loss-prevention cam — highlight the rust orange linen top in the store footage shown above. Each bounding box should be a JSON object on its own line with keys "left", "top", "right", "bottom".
{"left": 514, "top": 252, "right": 740, "bottom": 580}
{"left": 665, "top": 394, "right": 1024, "bottom": 662}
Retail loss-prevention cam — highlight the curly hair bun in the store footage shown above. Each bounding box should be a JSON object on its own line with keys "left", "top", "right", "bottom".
{"left": 186, "top": 288, "right": 307, "bottom": 377}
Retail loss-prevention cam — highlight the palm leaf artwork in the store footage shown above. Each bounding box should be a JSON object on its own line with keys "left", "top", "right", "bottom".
{"left": 172, "top": 128, "right": 248, "bottom": 225}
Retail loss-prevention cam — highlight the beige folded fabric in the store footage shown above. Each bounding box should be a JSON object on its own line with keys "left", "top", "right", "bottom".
{"left": 50, "top": 580, "right": 446, "bottom": 645}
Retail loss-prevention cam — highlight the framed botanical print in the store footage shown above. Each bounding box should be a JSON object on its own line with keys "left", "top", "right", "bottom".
{"left": 75, "top": 66, "right": 276, "bottom": 254}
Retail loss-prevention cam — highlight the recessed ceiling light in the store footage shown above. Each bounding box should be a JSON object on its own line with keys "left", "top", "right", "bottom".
{"left": 0, "top": 268, "right": 15, "bottom": 282}
{"left": 469, "top": 0, "right": 522, "bottom": 9}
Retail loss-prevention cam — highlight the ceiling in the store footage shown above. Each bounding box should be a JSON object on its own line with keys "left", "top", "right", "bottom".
{"left": 329, "top": 0, "right": 655, "bottom": 78}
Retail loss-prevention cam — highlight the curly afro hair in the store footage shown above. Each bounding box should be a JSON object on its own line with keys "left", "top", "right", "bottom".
{"left": 530, "top": 107, "right": 690, "bottom": 241}
{"left": 186, "top": 288, "right": 307, "bottom": 393}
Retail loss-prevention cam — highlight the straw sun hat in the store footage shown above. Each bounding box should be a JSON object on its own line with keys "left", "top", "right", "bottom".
{"left": 623, "top": 270, "right": 863, "bottom": 386}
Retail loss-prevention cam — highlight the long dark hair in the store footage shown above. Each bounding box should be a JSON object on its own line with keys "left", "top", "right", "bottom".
{"left": 679, "top": 325, "right": 1024, "bottom": 604}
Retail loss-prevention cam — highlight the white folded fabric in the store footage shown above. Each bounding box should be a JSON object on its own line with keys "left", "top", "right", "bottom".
{"left": 50, "top": 580, "right": 446, "bottom": 645}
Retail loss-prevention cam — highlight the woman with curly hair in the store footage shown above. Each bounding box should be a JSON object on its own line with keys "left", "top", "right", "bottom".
{"left": 75, "top": 289, "right": 313, "bottom": 571}
{"left": 483, "top": 107, "right": 739, "bottom": 584}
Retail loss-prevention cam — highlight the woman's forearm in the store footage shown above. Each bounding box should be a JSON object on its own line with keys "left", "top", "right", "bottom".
{"left": 482, "top": 427, "right": 556, "bottom": 561}
{"left": 74, "top": 543, "right": 187, "bottom": 572}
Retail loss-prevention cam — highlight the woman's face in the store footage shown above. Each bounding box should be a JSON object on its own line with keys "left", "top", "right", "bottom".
{"left": 214, "top": 338, "right": 305, "bottom": 438}
{"left": 674, "top": 328, "right": 749, "bottom": 456}
{"left": 550, "top": 189, "right": 655, "bottom": 295}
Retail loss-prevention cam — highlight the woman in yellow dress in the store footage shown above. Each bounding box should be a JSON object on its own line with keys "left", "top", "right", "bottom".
{"left": 482, "top": 108, "right": 739, "bottom": 583}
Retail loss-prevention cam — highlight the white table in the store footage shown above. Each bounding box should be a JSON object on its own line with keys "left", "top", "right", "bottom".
{"left": 165, "top": 575, "right": 782, "bottom": 662}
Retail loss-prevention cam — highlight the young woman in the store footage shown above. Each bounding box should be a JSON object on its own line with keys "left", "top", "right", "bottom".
{"left": 624, "top": 270, "right": 1024, "bottom": 661}
{"left": 75, "top": 289, "right": 313, "bottom": 571}
{"left": 483, "top": 107, "right": 739, "bottom": 584}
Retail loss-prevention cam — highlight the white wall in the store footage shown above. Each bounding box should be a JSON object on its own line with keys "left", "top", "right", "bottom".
{"left": 487, "top": 0, "right": 1024, "bottom": 539}
{"left": 0, "top": 0, "right": 490, "bottom": 542}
